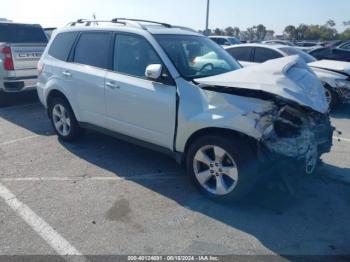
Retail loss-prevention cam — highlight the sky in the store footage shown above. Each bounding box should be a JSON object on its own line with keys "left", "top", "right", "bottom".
{"left": 1, "top": 0, "right": 349, "bottom": 34}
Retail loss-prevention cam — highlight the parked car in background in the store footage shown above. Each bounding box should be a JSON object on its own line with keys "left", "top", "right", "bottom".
{"left": 319, "top": 40, "right": 344, "bottom": 48}
{"left": 209, "top": 36, "right": 240, "bottom": 47}
{"left": 0, "top": 21, "right": 48, "bottom": 104}
{"left": 44, "top": 27, "right": 57, "bottom": 39}
{"left": 263, "top": 40, "right": 295, "bottom": 46}
{"left": 38, "top": 18, "right": 332, "bottom": 201}
{"left": 295, "top": 41, "right": 322, "bottom": 52}
{"left": 309, "top": 41, "right": 350, "bottom": 62}
{"left": 226, "top": 44, "right": 350, "bottom": 109}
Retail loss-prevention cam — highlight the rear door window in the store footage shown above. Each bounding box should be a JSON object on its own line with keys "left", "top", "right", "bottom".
{"left": 73, "top": 32, "right": 111, "bottom": 69}
{"left": 49, "top": 32, "right": 78, "bottom": 61}
{"left": 253, "top": 47, "right": 283, "bottom": 63}
{"left": 0, "top": 23, "right": 48, "bottom": 43}
{"left": 227, "top": 47, "right": 253, "bottom": 61}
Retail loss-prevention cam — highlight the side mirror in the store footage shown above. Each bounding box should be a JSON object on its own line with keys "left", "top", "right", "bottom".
{"left": 145, "top": 64, "right": 162, "bottom": 80}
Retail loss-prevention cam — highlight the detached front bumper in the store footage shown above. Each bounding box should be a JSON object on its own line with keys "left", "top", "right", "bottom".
{"left": 0, "top": 76, "right": 37, "bottom": 93}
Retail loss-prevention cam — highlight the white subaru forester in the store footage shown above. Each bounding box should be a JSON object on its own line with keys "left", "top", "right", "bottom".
{"left": 37, "top": 19, "right": 333, "bottom": 201}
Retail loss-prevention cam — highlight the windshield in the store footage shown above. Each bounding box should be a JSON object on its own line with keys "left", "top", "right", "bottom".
{"left": 154, "top": 35, "right": 241, "bottom": 79}
{"left": 0, "top": 23, "right": 48, "bottom": 43}
{"left": 279, "top": 47, "right": 317, "bottom": 63}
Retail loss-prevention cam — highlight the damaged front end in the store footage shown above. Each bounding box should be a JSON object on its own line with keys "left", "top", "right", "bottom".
{"left": 257, "top": 104, "right": 334, "bottom": 174}
{"left": 334, "top": 79, "right": 350, "bottom": 104}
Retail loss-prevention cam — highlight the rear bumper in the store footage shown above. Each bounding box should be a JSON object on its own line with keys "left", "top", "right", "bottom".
{"left": 0, "top": 76, "right": 37, "bottom": 93}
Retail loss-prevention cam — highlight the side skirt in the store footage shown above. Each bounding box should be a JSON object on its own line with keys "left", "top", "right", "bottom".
{"left": 78, "top": 122, "right": 184, "bottom": 164}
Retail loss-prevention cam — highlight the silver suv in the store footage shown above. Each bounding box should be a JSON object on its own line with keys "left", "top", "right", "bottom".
{"left": 38, "top": 19, "right": 333, "bottom": 201}
{"left": 0, "top": 22, "right": 47, "bottom": 102}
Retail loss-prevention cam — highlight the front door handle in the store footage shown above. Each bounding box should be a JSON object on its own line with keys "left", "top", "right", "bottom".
{"left": 106, "top": 81, "right": 120, "bottom": 90}
{"left": 62, "top": 71, "right": 71, "bottom": 77}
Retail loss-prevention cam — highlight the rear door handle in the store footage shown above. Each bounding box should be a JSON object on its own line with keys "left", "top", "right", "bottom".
{"left": 106, "top": 81, "right": 120, "bottom": 90}
{"left": 62, "top": 71, "right": 71, "bottom": 77}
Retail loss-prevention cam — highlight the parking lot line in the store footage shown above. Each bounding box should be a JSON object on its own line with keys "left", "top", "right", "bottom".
{"left": 0, "top": 135, "right": 39, "bottom": 146}
{"left": 0, "top": 173, "right": 182, "bottom": 182}
{"left": 0, "top": 182, "right": 83, "bottom": 257}
{"left": 333, "top": 136, "right": 350, "bottom": 143}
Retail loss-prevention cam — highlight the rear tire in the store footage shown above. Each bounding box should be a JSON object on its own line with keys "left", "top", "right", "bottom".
{"left": 49, "top": 97, "right": 82, "bottom": 142}
{"left": 186, "top": 135, "right": 259, "bottom": 202}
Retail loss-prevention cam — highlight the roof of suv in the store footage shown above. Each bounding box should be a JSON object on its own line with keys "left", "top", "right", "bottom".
{"left": 56, "top": 19, "right": 202, "bottom": 37}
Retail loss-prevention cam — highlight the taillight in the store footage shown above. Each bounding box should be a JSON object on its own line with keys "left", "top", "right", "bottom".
{"left": 1, "top": 46, "right": 14, "bottom": 71}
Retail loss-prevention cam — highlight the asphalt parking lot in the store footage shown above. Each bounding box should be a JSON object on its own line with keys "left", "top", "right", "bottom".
{"left": 0, "top": 91, "right": 350, "bottom": 258}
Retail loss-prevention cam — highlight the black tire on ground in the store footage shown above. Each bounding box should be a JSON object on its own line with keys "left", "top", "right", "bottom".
{"left": 325, "top": 85, "right": 339, "bottom": 111}
{"left": 186, "top": 135, "right": 259, "bottom": 202}
{"left": 48, "top": 97, "right": 83, "bottom": 142}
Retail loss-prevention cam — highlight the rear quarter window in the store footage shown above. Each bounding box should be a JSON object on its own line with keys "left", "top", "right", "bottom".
{"left": 48, "top": 32, "right": 79, "bottom": 61}
{"left": 227, "top": 47, "right": 252, "bottom": 62}
{"left": 254, "top": 47, "right": 283, "bottom": 63}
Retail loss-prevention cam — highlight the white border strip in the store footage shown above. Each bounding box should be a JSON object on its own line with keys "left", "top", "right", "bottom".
{"left": 0, "top": 135, "right": 39, "bottom": 146}
{"left": 0, "top": 182, "right": 82, "bottom": 256}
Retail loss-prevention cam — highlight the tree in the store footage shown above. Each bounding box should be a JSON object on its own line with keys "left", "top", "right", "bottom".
{"left": 265, "top": 30, "right": 275, "bottom": 40}
{"left": 284, "top": 25, "right": 297, "bottom": 40}
{"left": 256, "top": 24, "right": 267, "bottom": 41}
{"left": 296, "top": 24, "right": 308, "bottom": 40}
{"left": 339, "top": 28, "right": 350, "bottom": 40}
{"left": 246, "top": 26, "right": 257, "bottom": 41}
{"left": 225, "top": 26, "right": 235, "bottom": 36}
{"left": 343, "top": 21, "right": 350, "bottom": 27}
{"left": 232, "top": 27, "right": 240, "bottom": 38}
{"left": 214, "top": 28, "right": 224, "bottom": 36}
{"left": 326, "top": 20, "right": 336, "bottom": 27}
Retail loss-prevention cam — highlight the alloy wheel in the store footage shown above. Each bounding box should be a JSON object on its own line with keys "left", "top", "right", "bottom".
{"left": 52, "top": 104, "right": 71, "bottom": 136}
{"left": 193, "top": 145, "right": 239, "bottom": 196}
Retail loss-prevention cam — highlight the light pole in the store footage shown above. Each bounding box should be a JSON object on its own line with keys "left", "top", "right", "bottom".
{"left": 205, "top": 0, "right": 210, "bottom": 35}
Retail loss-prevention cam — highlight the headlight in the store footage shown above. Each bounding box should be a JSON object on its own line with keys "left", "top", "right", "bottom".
{"left": 335, "top": 79, "right": 350, "bottom": 89}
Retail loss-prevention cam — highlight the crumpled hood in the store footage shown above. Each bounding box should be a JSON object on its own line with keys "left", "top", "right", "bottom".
{"left": 195, "top": 56, "right": 328, "bottom": 113}
{"left": 308, "top": 60, "right": 350, "bottom": 76}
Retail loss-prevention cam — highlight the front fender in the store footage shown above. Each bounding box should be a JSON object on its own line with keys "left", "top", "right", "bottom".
{"left": 175, "top": 79, "right": 275, "bottom": 152}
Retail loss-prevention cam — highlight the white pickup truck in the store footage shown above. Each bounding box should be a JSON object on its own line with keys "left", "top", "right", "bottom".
{"left": 0, "top": 22, "right": 47, "bottom": 103}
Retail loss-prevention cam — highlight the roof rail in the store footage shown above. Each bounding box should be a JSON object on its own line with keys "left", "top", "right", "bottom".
{"left": 67, "top": 19, "right": 126, "bottom": 27}
{"left": 66, "top": 18, "right": 188, "bottom": 32}
{"left": 111, "top": 18, "right": 172, "bottom": 29}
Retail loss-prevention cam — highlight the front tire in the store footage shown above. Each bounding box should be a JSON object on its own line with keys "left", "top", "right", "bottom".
{"left": 186, "top": 135, "right": 259, "bottom": 202}
{"left": 49, "top": 97, "right": 82, "bottom": 141}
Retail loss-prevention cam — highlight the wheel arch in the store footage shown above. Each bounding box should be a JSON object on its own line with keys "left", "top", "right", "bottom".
{"left": 46, "top": 89, "right": 79, "bottom": 120}
{"left": 182, "top": 127, "right": 259, "bottom": 163}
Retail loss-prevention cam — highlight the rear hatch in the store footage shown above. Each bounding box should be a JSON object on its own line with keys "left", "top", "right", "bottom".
{"left": 0, "top": 23, "right": 48, "bottom": 70}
